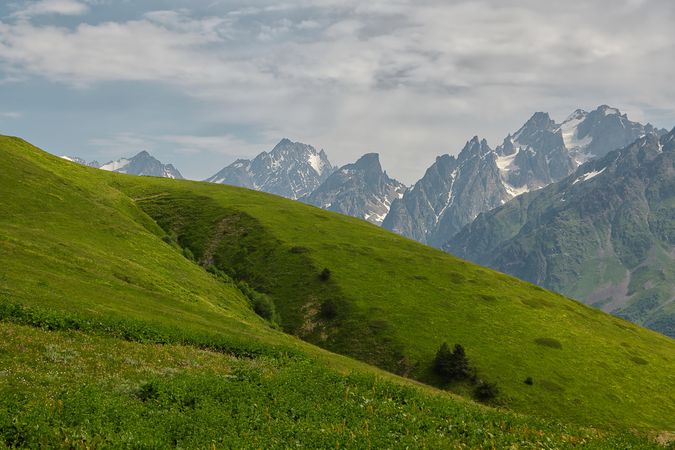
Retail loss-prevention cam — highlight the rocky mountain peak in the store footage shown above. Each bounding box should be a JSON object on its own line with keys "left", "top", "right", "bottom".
{"left": 595, "top": 104, "right": 622, "bottom": 116}
{"left": 565, "top": 109, "right": 588, "bottom": 122}
{"left": 458, "top": 136, "right": 491, "bottom": 160}
{"left": 353, "top": 152, "right": 383, "bottom": 175}
{"left": 516, "top": 111, "right": 555, "bottom": 134}
{"left": 662, "top": 127, "right": 675, "bottom": 150}
{"left": 206, "top": 138, "right": 333, "bottom": 200}
{"left": 303, "top": 153, "right": 405, "bottom": 225}
{"left": 382, "top": 105, "right": 661, "bottom": 248}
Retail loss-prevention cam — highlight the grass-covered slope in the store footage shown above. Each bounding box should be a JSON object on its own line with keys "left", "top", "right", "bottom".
{"left": 3, "top": 322, "right": 661, "bottom": 449}
{"left": 0, "top": 136, "right": 291, "bottom": 355}
{"left": 114, "top": 172, "right": 675, "bottom": 431}
{"left": 1, "top": 135, "right": 674, "bottom": 441}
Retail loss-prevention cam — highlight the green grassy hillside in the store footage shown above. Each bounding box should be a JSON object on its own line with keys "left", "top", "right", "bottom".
{"left": 2, "top": 322, "right": 661, "bottom": 449}
{"left": 115, "top": 171, "right": 675, "bottom": 431}
{"left": 0, "top": 135, "right": 674, "bottom": 446}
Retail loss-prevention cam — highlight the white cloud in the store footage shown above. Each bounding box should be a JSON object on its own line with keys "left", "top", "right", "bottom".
{"left": 1, "top": 1, "right": 674, "bottom": 182}
{"left": 0, "top": 111, "right": 22, "bottom": 118}
{"left": 11, "top": 0, "right": 89, "bottom": 18}
{"left": 89, "top": 131, "right": 265, "bottom": 159}
{"left": 87, "top": 131, "right": 272, "bottom": 180}
{"left": 158, "top": 134, "right": 264, "bottom": 157}
{"left": 88, "top": 132, "right": 154, "bottom": 158}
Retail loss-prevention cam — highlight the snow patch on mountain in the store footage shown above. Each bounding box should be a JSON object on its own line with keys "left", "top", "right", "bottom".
{"left": 495, "top": 151, "right": 518, "bottom": 172}
{"left": 573, "top": 167, "right": 606, "bottom": 184}
{"left": 99, "top": 158, "right": 130, "bottom": 172}
{"left": 503, "top": 182, "right": 530, "bottom": 197}
{"left": 307, "top": 153, "right": 324, "bottom": 174}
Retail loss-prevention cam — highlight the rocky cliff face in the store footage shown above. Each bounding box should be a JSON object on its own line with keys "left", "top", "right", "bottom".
{"left": 446, "top": 129, "right": 675, "bottom": 337}
{"left": 558, "top": 105, "right": 663, "bottom": 165}
{"left": 302, "top": 153, "right": 406, "bottom": 225}
{"left": 206, "top": 138, "right": 334, "bottom": 200}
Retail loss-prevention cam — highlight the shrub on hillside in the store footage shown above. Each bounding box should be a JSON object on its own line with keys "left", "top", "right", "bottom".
{"left": 433, "top": 343, "right": 471, "bottom": 381}
{"left": 524, "top": 376, "right": 534, "bottom": 385}
{"left": 319, "top": 268, "right": 332, "bottom": 282}
{"left": 236, "top": 281, "right": 280, "bottom": 325}
{"left": 182, "top": 247, "right": 196, "bottom": 261}
{"left": 161, "top": 231, "right": 180, "bottom": 247}
{"left": 138, "top": 381, "right": 160, "bottom": 402}
{"left": 289, "top": 246, "right": 309, "bottom": 254}
{"left": 320, "top": 299, "right": 338, "bottom": 319}
{"left": 473, "top": 380, "right": 499, "bottom": 402}
{"left": 252, "top": 294, "right": 278, "bottom": 323}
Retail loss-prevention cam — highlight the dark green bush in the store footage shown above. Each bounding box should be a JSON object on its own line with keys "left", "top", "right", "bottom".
{"left": 319, "top": 268, "right": 332, "bottom": 281}
{"left": 473, "top": 381, "right": 499, "bottom": 402}
{"left": 234, "top": 281, "right": 280, "bottom": 325}
{"left": 534, "top": 337, "right": 562, "bottom": 349}
{"left": 182, "top": 247, "right": 195, "bottom": 261}
{"left": 320, "top": 299, "right": 338, "bottom": 319}
{"left": 137, "top": 381, "right": 160, "bottom": 402}
{"left": 252, "top": 294, "right": 277, "bottom": 322}
{"left": 433, "top": 343, "right": 471, "bottom": 381}
{"left": 524, "top": 376, "right": 534, "bottom": 385}
{"left": 289, "top": 246, "right": 309, "bottom": 254}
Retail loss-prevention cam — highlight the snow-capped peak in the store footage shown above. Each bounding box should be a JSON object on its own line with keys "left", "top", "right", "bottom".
{"left": 563, "top": 109, "right": 588, "bottom": 123}
{"left": 206, "top": 138, "right": 333, "bottom": 199}
{"left": 99, "top": 158, "right": 130, "bottom": 172}
{"left": 600, "top": 105, "right": 620, "bottom": 116}
{"left": 556, "top": 109, "right": 595, "bottom": 165}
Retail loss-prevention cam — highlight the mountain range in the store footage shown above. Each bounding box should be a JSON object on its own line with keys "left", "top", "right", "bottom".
{"left": 61, "top": 150, "right": 183, "bottom": 179}
{"left": 70, "top": 106, "right": 659, "bottom": 238}
{"left": 383, "top": 105, "right": 664, "bottom": 246}
{"left": 446, "top": 129, "right": 675, "bottom": 337}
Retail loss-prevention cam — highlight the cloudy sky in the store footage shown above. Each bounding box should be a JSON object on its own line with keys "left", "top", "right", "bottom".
{"left": 1, "top": 0, "right": 674, "bottom": 183}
